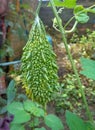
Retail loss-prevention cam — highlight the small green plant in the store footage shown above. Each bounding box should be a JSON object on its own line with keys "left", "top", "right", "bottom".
{"left": 71, "top": 29, "right": 95, "bottom": 45}
{"left": 54, "top": 74, "right": 83, "bottom": 112}
{"left": 0, "top": 79, "right": 27, "bottom": 115}
{"left": 7, "top": 99, "right": 95, "bottom": 130}
{"left": 70, "top": 32, "right": 80, "bottom": 44}
{"left": 7, "top": 99, "right": 64, "bottom": 130}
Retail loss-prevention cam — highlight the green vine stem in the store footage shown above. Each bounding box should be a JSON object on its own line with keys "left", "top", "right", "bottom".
{"left": 36, "top": 0, "right": 42, "bottom": 15}
{"left": 50, "top": 0, "right": 93, "bottom": 122}
{"left": 53, "top": 19, "right": 78, "bottom": 33}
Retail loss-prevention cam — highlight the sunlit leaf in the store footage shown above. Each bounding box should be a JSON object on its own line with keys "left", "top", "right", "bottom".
{"left": 63, "top": 0, "right": 76, "bottom": 8}
{"left": 48, "top": 0, "right": 76, "bottom": 8}
{"left": 74, "top": 5, "right": 84, "bottom": 14}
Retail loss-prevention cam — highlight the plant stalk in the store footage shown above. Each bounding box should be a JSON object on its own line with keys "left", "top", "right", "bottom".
{"left": 50, "top": 0, "right": 93, "bottom": 122}
{"left": 36, "top": 0, "right": 42, "bottom": 15}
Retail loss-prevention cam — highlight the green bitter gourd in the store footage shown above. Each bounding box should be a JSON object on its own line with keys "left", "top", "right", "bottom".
{"left": 21, "top": 16, "right": 59, "bottom": 105}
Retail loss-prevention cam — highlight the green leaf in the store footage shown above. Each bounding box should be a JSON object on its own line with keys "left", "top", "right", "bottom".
{"left": 34, "top": 127, "right": 46, "bottom": 130}
{"left": 7, "top": 101, "right": 23, "bottom": 114}
{"left": 7, "top": 101, "right": 31, "bottom": 123}
{"left": 10, "top": 124, "right": 25, "bottom": 130}
{"left": 7, "top": 80, "right": 16, "bottom": 104}
{"left": 45, "top": 114, "right": 64, "bottom": 130}
{"left": 63, "top": 0, "right": 76, "bottom": 8}
{"left": 30, "top": 107, "right": 45, "bottom": 117}
{"left": 74, "top": 5, "right": 84, "bottom": 14}
{"left": 17, "top": 94, "right": 27, "bottom": 100}
{"left": 80, "top": 57, "right": 95, "bottom": 80}
{"left": 23, "top": 100, "right": 45, "bottom": 117}
{"left": 0, "top": 106, "right": 7, "bottom": 114}
{"left": 48, "top": 0, "right": 76, "bottom": 8}
{"left": 23, "top": 99, "right": 36, "bottom": 111}
{"left": 66, "top": 110, "right": 86, "bottom": 130}
{"left": 75, "top": 13, "right": 89, "bottom": 23}
{"left": 85, "top": 122, "right": 95, "bottom": 130}
{"left": 74, "top": 5, "right": 89, "bottom": 23}
{"left": 12, "top": 110, "right": 30, "bottom": 124}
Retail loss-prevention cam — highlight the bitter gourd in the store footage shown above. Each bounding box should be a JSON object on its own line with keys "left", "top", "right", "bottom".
{"left": 21, "top": 16, "right": 59, "bottom": 105}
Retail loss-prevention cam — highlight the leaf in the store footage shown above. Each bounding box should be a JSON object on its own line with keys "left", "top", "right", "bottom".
{"left": 74, "top": 5, "right": 84, "bottom": 14}
{"left": 66, "top": 110, "right": 86, "bottom": 130}
{"left": 34, "top": 127, "right": 46, "bottom": 130}
{"left": 80, "top": 57, "right": 95, "bottom": 80}
{"left": 7, "top": 101, "right": 23, "bottom": 114}
{"left": 85, "top": 122, "right": 95, "bottom": 130}
{"left": 48, "top": 0, "right": 76, "bottom": 8}
{"left": 75, "top": 13, "right": 89, "bottom": 23}
{"left": 63, "top": 0, "right": 76, "bottom": 8}
{"left": 17, "top": 94, "right": 27, "bottom": 100}
{"left": 23, "top": 99, "right": 36, "bottom": 111}
{"left": 44, "top": 114, "right": 64, "bottom": 130}
{"left": 10, "top": 124, "right": 25, "bottom": 130}
{"left": 12, "top": 110, "right": 30, "bottom": 124}
{"left": 74, "top": 5, "right": 89, "bottom": 23}
{"left": 30, "top": 107, "right": 45, "bottom": 117}
{"left": 23, "top": 100, "right": 45, "bottom": 117}
{"left": 7, "top": 80, "right": 16, "bottom": 104}
{"left": 0, "top": 106, "right": 7, "bottom": 114}
{"left": 7, "top": 101, "right": 31, "bottom": 124}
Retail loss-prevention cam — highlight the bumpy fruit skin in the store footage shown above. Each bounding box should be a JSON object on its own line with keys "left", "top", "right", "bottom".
{"left": 21, "top": 16, "right": 59, "bottom": 105}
